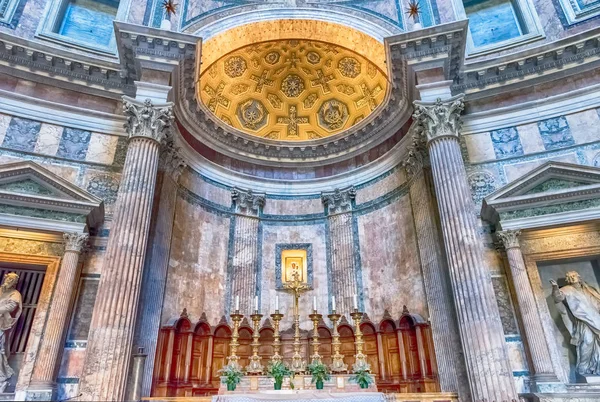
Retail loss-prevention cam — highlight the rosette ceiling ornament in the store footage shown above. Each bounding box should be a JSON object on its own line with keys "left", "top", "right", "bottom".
{"left": 198, "top": 39, "right": 388, "bottom": 141}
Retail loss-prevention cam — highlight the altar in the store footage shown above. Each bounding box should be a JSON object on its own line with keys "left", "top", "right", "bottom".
{"left": 212, "top": 391, "right": 385, "bottom": 402}
{"left": 217, "top": 374, "right": 377, "bottom": 394}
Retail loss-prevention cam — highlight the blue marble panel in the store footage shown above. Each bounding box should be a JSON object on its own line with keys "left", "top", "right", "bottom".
{"left": 464, "top": 0, "right": 523, "bottom": 47}
{"left": 67, "top": 277, "right": 99, "bottom": 340}
{"left": 490, "top": 127, "right": 524, "bottom": 158}
{"left": 86, "top": 174, "right": 119, "bottom": 204}
{"left": 58, "top": 0, "right": 119, "bottom": 47}
{"left": 57, "top": 128, "right": 91, "bottom": 160}
{"left": 576, "top": 0, "right": 600, "bottom": 10}
{"left": 538, "top": 116, "right": 575, "bottom": 150}
{"left": 2, "top": 117, "right": 41, "bottom": 152}
{"left": 112, "top": 136, "right": 128, "bottom": 167}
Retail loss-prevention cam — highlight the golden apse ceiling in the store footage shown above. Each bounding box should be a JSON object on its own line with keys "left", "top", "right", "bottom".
{"left": 198, "top": 39, "right": 388, "bottom": 141}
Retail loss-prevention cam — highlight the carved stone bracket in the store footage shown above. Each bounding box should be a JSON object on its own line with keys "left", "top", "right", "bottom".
{"left": 496, "top": 229, "right": 522, "bottom": 250}
{"left": 413, "top": 95, "right": 465, "bottom": 144}
{"left": 123, "top": 98, "right": 174, "bottom": 144}
{"left": 231, "top": 188, "right": 266, "bottom": 217}
{"left": 321, "top": 187, "right": 356, "bottom": 215}
{"left": 63, "top": 232, "right": 89, "bottom": 253}
{"left": 160, "top": 138, "right": 187, "bottom": 182}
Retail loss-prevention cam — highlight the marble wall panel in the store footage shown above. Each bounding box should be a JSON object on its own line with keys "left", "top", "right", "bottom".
{"left": 355, "top": 168, "right": 406, "bottom": 204}
{"left": 503, "top": 153, "right": 579, "bottom": 182}
{"left": 261, "top": 223, "right": 328, "bottom": 330}
{"left": 464, "top": 132, "right": 496, "bottom": 163}
{"left": 67, "top": 276, "right": 100, "bottom": 341}
{"left": 56, "top": 128, "right": 91, "bottom": 160}
{"left": 263, "top": 197, "right": 323, "bottom": 216}
{"left": 491, "top": 276, "right": 519, "bottom": 335}
{"left": 0, "top": 235, "right": 63, "bottom": 256}
{"left": 516, "top": 122, "right": 545, "bottom": 154}
{"left": 57, "top": 348, "right": 86, "bottom": 379}
{"left": 2, "top": 117, "right": 40, "bottom": 152}
{"left": 80, "top": 169, "right": 121, "bottom": 215}
{"left": 357, "top": 194, "right": 428, "bottom": 321}
{"left": 85, "top": 133, "right": 119, "bottom": 165}
{"left": 565, "top": 108, "right": 600, "bottom": 144}
{"left": 162, "top": 196, "right": 230, "bottom": 325}
{"left": 56, "top": 379, "right": 80, "bottom": 401}
{"left": 180, "top": 170, "right": 232, "bottom": 207}
{"left": 0, "top": 114, "right": 10, "bottom": 144}
{"left": 33, "top": 123, "right": 63, "bottom": 156}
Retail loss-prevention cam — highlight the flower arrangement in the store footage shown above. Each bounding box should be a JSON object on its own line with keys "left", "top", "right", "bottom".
{"left": 218, "top": 364, "right": 244, "bottom": 391}
{"left": 349, "top": 368, "right": 373, "bottom": 389}
{"left": 266, "top": 361, "right": 293, "bottom": 390}
{"left": 306, "top": 361, "right": 331, "bottom": 390}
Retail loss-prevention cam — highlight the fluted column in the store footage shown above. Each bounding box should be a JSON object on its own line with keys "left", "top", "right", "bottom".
{"left": 30, "top": 233, "right": 88, "bottom": 394}
{"left": 414, "top": 95, "right": 518, "bottom": 402}
{"left": 403, "top": 138, "right": 467, "bottom": 397}
{"left": 79, "top": 97, "right": 173, "bottom": 401}
{"left": 497, "top": 230, "right": 559, "bottom": 386}
{"left": 133, "top": 142, "right": 186, "bottom": 397}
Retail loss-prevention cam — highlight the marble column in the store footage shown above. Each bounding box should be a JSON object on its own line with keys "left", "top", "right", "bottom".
{"left": 79, "top": 97, "right": 173, "bottom": 401}
{"left": 133, "top": 142, "right": 186, "bottom": 397}
{"left": 29, "top": 232, "right": 89, "bottom": 397}
{"left": 497, "top": 230, "right": 559, "bottom": 387}
{"left": 322, "top": 187, "right": 362, "bottom": 314}
{"left": 414, "top": 96, "right": 518, "bottom": 402}
{"left": 227, "top": 188, "right": 265, "bottom": 315}
{"left": 403, "top": 138, "right": 468, "bottom": 398}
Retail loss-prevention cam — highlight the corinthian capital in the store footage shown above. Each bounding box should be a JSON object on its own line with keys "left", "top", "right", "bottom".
{"left": 496, "top": 230, "right": 521, "bottom": 250}
{"left": 413, "top": 95, "right": 464, "bottom": 143}
{"left": 232, "top": 188, "right": 265, "bottom": 217}
{"left": 123, "top": 97, "right": 174, "bottom": 143}
{"left": 64, "top": 232, "right": 89, "bottom": 253}
{"left": 321, "top": 187, "right": 356, "bottom": 215}
{"left": 403, "top": 126, "right": 429, "bottom": 180}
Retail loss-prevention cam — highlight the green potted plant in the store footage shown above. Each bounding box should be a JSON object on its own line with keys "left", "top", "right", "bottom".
{"left": 307, "top": 361, "right": 330, "bottom": 390}
{"left": 349, "top": 369, "right": 373, "bottom": 389}
{"left": 266, "top": 361, "right": 292, "bottom": 390}
{"left": 218, "top": 364, "right": 244, "bottom": 391}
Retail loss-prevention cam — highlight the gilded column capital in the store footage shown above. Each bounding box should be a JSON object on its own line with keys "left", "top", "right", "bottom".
{"left": 123, "top": 97, "right": 174, "bottom": 143}
{"left": 64, "top": 232, "right": 89, "bottom": 253}
{"left": 496, "top": 230, "right": 522, "bottom": 250}
{"left": 231, "top": 188, "right": 265, "bottom": 217}
{"left": 413, "top": 95, "right": 465, "bottom": 144}
{"left": 321, "top": 186, "right": 356, "bottom": 215}
{"left": 160, "top": 140, "right": 187, "bottom": 182}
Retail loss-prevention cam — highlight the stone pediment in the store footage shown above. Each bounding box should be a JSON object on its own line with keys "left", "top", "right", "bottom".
{"left": 0, "top": 161, "right": 104, "bottom": 232}
{"left": 481, "top": 161, "right": 600, "bottom": 230}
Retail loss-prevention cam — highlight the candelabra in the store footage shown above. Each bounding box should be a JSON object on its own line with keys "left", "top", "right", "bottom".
{"left": 270, "top": 310, "right": 284, "bottom": 363}
{"left": 227, "top": 311, "right": 244, "bottom": 369}
{"left": 350, "top": 309, "right": 370, "bottom": 372}
{"left": 246, "top": 311, "right": 264, "bottom": 374}
{"left": 309, "top": 312, "right": 322, "bottom": 364}
{"left": 327, "top": 311, "right": 347, "bottom": 372}
{"left": 283, "top": 271, "right": 309, "bottom": 373}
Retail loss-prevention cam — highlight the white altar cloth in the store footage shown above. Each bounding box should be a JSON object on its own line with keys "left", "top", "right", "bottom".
{"left": 212, "top": 391, "right": 386, "bottom": 402}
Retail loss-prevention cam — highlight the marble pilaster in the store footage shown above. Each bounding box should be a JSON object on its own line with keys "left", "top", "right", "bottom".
{"left": 322, "top": 187, "right": 361, "bottom": 314}
{"left": 414, "top": 96, "right": 518, "bottom": 402}
{"left": 228, "top": 188, "right": 265, "bottom": 315}
{"left": 403, "top": 139, "right": 468, "bottom": 399}
{"left": 79, "top": 97, "right": 173, "bottom": 401}
{"left": 132, "top": 141, "right": 186, "bottom": 397}
{"left": 28, "top": 232, "right": 88, "bottom": 398}
{"left": 496, "top": 230, "right": 560, "bottom": 388}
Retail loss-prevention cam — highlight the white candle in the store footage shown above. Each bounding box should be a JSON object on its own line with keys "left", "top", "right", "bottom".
{"left": 275, "top": 295, "right": 279, "bottom": 310}
{"left": 235, "top": 295, "right": 240, "bottom": 311}
{"left": 255, "top": 295, "right": 259, "bottom": 311}
{"left": 332, "top": 296, "right": 336, "bottom": 311}
{"left": 313, "top": 296, "right": 317, "bottom": 311}
{"left": 353, "top": 294, "right": 358, "bottom": 310}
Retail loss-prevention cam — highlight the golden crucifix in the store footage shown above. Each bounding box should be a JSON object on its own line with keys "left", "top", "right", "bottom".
{"left": 282, "top": 270, "right": 310, "bottom": 373}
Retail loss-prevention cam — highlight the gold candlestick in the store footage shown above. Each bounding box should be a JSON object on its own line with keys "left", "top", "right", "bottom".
{"left": 227, "top": 311, "right": 243, "bottom": 369}
{"left": 327, "top": 312, "right": 347, "bottom": 372}
{"left": 309, "top": 312, "right": 322, "bottom": 364}
{"left": 350, "top": 310, "right": 370, "bottom": 372}
{"left": 283, "top": 271, "right": 309, "bottom": 373}
{"left": 246, "top": 312, "right": 264, "bottom": 374}
{"left": 270, "top": 311, "right": 284, "bottom": 363}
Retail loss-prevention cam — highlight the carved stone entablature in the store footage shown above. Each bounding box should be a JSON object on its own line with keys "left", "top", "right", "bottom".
{"left": 123, "top": 98, "right": 174, "bottom": 144}
{"left": 64, "top": 232, "right": 90, "bottom": 253}
{"left": 413, "top": 95, "right": 465, "bottom": 144}
{"left": 231, "top": 188, "right": 265, "bottom": 217}
{"left": 496, "top": 230, "right": 521, "bottom": 250}
{"left": 481, "top": 161, "right": 600, "bottom": 231}
{"left": 160, "top": 138, "right": 187, "bottom": 182}
{"left": 321, "top": 187, "right": 356, "bottom": 215}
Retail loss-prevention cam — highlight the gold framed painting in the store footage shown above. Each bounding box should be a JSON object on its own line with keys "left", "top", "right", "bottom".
{"left": 281, "top": 249, "right": 308, "bottom": 285}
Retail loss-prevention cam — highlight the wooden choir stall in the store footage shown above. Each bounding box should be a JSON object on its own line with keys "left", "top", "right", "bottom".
{"left": 151, "top": 307, "right": 439, "bottom": 397}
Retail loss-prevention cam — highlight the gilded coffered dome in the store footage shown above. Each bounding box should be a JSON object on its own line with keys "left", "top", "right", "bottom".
{"left": 198, "top": 39, "right": 388, "bottom": 141}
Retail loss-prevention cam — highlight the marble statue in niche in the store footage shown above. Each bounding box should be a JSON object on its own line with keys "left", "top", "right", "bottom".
{"left": 0, "top": 272, "right": 21, "bottom": 392}
{"left": 551, "top": 271, "right": 600, "bottom": 379}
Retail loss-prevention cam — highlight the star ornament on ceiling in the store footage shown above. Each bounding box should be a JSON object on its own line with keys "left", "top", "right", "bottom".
{"left": 162, "top": 0, "right": 178, "bottom": 17}
{"left": 405, "top": 0, "right": 421, "bottom": 21}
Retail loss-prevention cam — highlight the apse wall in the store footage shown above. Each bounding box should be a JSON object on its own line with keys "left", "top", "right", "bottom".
{"left": 160, "top": 164, "right": 427, "bottom": 331}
